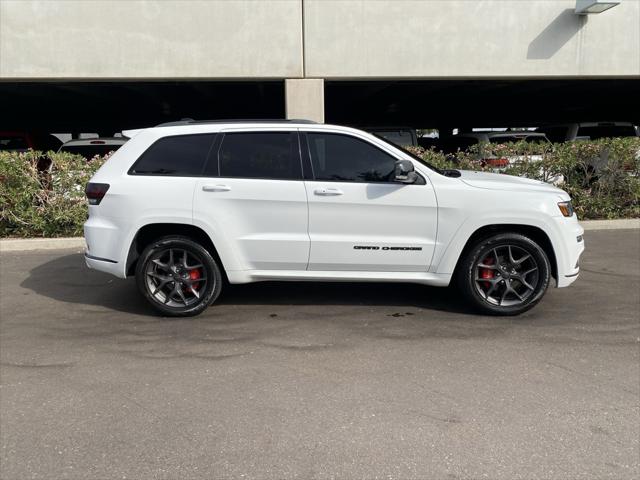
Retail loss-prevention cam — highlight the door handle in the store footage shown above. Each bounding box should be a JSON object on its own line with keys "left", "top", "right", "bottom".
{"left": 314, "top": 187, "right": 343, "bottom": 196}
{"left": 202, "top": 184, "right": 231, "bottom": 192}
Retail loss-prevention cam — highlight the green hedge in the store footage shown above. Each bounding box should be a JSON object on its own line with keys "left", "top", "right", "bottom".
{"left": 1, "top": 151, "right": 106, "bottom": 237}
{"left": 407, "top": 137, "right": 640, "bottom": 220}
{"left": 1, "top": 138, "right": 639, "bottom": 238}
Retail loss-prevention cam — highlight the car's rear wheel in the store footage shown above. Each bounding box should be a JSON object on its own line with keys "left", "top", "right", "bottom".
{"left": 457, "top": 233, "right": 551, "bottom": 315}
{"left": 135, "top": 236, "right": 222, "bottom": 317}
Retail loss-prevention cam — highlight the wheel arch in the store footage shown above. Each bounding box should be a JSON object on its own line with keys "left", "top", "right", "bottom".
{"left": 449, "top": 224, "right": 558, "bottom": 282}
{"left": 126, "top": 223, "right": 226, "bottom": 279}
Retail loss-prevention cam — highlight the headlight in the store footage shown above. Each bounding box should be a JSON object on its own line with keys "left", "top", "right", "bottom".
{"left": 558, "top": 201, "right": 574, "bottom": 217}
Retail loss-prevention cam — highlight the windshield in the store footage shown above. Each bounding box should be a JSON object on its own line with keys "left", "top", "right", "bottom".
{"left": 370, "top": 130, "right": 415, "bottom": 147}
{"left": 372, "top": 133, "right": 444, "bottom": 174}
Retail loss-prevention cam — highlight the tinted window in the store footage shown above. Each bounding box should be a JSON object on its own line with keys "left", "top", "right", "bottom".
{"left": 130, "top": 134, "right": 215, "bottom": 176}
{"left": 307, "top": 133, "right": 396, "bottom": 183}
{"left": 218, "top": 132, "right": 301, "bottom": 180}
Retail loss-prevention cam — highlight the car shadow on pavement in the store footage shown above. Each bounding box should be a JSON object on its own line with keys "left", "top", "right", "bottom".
{"left": 220, "top": 281, "right": 471, "bottom": 314}
{"left": 20, "top": 253, "right": 474, "bottom": 316}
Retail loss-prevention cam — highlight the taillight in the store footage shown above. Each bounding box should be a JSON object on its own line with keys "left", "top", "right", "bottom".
{"left": 484, "top": 158, "right": 509, "bottom": 168}
{"left": 85, "top": 183, "right": 110, "bottom": 205}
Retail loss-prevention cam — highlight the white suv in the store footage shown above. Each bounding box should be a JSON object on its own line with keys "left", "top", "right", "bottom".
{"left": 84, "top": 120, "right": 584, "bottom": 317}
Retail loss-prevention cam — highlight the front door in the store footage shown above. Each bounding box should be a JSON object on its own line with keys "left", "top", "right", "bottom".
{"left": 303, "top": 131, "right": 437, "bottom": 272}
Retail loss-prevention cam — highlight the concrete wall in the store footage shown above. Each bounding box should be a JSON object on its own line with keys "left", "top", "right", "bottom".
{"left": 285, "top": 78, "right": 324, "bottom": 122}
{"left": 1, "top": 0, "right": 638, "bottom": 79}
{"left": 0, "top": 0, "right": 303, "bottom": 78}
{"left": 304, "top": 0, "right": 640, "bottom": 78}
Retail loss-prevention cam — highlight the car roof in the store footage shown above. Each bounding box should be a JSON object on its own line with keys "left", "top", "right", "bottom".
{"left": 459, "top": 131, "right": 547, "bottom": 138}
{"left": 155, "top": 118, "right": 317, "bottom": 127}
{"left": 122, "top": 121, "right": 370, "bottom": 139}
{"left": 539, "top": 122, "right": 636, "bottom": 128}
{"left": 487, "top": 132, "right": 547, "bottom": 137}
{"left": 60, "top": 137, "right": 128, "bottom": 146}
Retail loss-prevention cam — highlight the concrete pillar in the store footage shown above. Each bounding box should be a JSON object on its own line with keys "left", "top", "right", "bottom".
{"left": 285, "top": 78, "right": 324, "bottom": 123}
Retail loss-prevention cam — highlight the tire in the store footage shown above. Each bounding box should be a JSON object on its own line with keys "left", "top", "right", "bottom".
{"left": 135, "top": 235, "right": 222, "bottom": 317}
{"left": 456, "top": 233, "right": 551, "bottom": 315}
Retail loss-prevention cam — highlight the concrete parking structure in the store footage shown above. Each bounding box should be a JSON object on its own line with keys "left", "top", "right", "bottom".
{"left": 1, "top": 0, "right": 638, "bottom": 131}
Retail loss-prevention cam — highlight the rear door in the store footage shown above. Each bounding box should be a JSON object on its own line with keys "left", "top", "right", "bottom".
{"left": 193, "top": 129, "right": 309, "bottom": 271}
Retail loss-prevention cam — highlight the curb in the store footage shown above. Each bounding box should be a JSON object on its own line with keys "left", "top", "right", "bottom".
{"left": 0, "top": 237, "right": 85, "bottom": 252}
{"left": 1, "top": 219, "right": 638, "bottom": 252}
{"left": 580, "top": 218, "right": 640, "bottom": 231}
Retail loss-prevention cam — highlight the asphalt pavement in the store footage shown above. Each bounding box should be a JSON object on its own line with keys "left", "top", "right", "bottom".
{"left": 1, "top": 230, "right": 639, "bottom": 479}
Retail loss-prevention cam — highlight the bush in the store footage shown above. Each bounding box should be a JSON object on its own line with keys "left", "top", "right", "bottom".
{"left": 407, "top": 137, "right": 640, "bottom": 220}
{"left": 0, "top": 151, "right": 107, "bottom": 237}
{"left": 1, "top": 138, "right": 638, "bottom": 238}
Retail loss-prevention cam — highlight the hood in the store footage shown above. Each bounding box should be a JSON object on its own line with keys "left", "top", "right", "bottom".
{"left": 458, "top": 170, "right": 567, "bottom": 196}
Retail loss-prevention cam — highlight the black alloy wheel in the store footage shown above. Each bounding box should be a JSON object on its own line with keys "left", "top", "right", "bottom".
{"left": 135, "top": 236, "right": 222, "bottom": 317}
{"left": 458, "top": 233, "right": 551, "bottom": 315}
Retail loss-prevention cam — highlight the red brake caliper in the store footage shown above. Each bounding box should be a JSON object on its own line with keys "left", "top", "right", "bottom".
{"left": 480, "top": 256, "right": 495, "bottom": 290}
{"left": 182, "top": 268, "right": 202, "bottom": 293}
{"left": 183, "top": 268, "right": 201, "bottom": 293}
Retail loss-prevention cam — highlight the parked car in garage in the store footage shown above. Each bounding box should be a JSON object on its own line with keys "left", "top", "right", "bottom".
{"left": 537, "top": 122, "right": 640, "bottom": 175}
{"left": 455, "top": 131, "right": 551, "bottom": 168}
{"left": 421, "top": 135, "right": 478, "bottom": 157}
{"left": 84, "top": 120, "right": 583, "bottom": 317}
{"left": 365, "top": 127, "right": 418, "bottom": 147}
{"left": 0, "top": 131, "right": 62, "bottom": 171}
{"left": 0, "top": 131, "right": 62, "bottom": 152}
{"left": 58, "top": 137, "right": 127, "bottom": 160}
{"left": 536, "top": 122, "right": 639, "bottom": 142}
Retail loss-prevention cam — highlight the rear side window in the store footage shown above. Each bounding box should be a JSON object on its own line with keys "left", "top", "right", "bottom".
{"left": 130, "top": 134, "right": 216, "bottom": 176}
{"left": 307, "top": 133, "right": 396, "bottom": 183}
{"left": 217, "top": 132, "right": 301, "bottom": 180}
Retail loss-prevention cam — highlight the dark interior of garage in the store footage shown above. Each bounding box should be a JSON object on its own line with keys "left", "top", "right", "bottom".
{"left": 0, "top": 79, "right": 638, "bottom": 135}
{"left": 325, "top": 79, "right": 640, "bottom": 131}
{"left": 0, "top": 81, "right": 285, "bottom": 134}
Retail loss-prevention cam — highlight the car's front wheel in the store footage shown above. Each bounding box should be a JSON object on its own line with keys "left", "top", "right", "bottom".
{"left": 457, "top": 233, "right": 551, "bottom": 315}
{"left": 135, "top": 236, "right": 222, "bottom": 317}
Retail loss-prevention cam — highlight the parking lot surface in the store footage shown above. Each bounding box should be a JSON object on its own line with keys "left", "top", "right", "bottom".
{"left": 1, "top": 230, "right": 639, "bottom": 479}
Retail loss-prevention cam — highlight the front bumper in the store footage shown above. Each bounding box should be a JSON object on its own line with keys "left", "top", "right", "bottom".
{"left": 554, "top": 216, "right": 585, "bottom": 288}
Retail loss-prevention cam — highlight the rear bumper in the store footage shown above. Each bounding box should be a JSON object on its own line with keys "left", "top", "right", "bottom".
{"left": 84, "top": 212, "right": 130, "bottom": 278}
{"left": 85, "top": 253, "right": 123, "bottom": 277}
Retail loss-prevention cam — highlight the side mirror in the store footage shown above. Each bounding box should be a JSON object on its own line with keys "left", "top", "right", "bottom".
{"left": 394, "top": 159, "right": 418, "bottom": 184}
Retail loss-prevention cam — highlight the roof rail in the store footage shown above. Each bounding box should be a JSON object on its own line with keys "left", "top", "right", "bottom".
{"left": 155, "top": 118, "right": 317, "bottom": 127}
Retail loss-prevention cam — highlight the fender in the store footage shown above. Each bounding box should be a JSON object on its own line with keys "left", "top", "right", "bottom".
{"left": 118, "top": 215, "right": 201, "bottom": 278}
{"left": 190, "top": 216, "right": 245, "bottom": 274}
{"left": 432, "top": 212, "right": 567, "bottom": 277}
